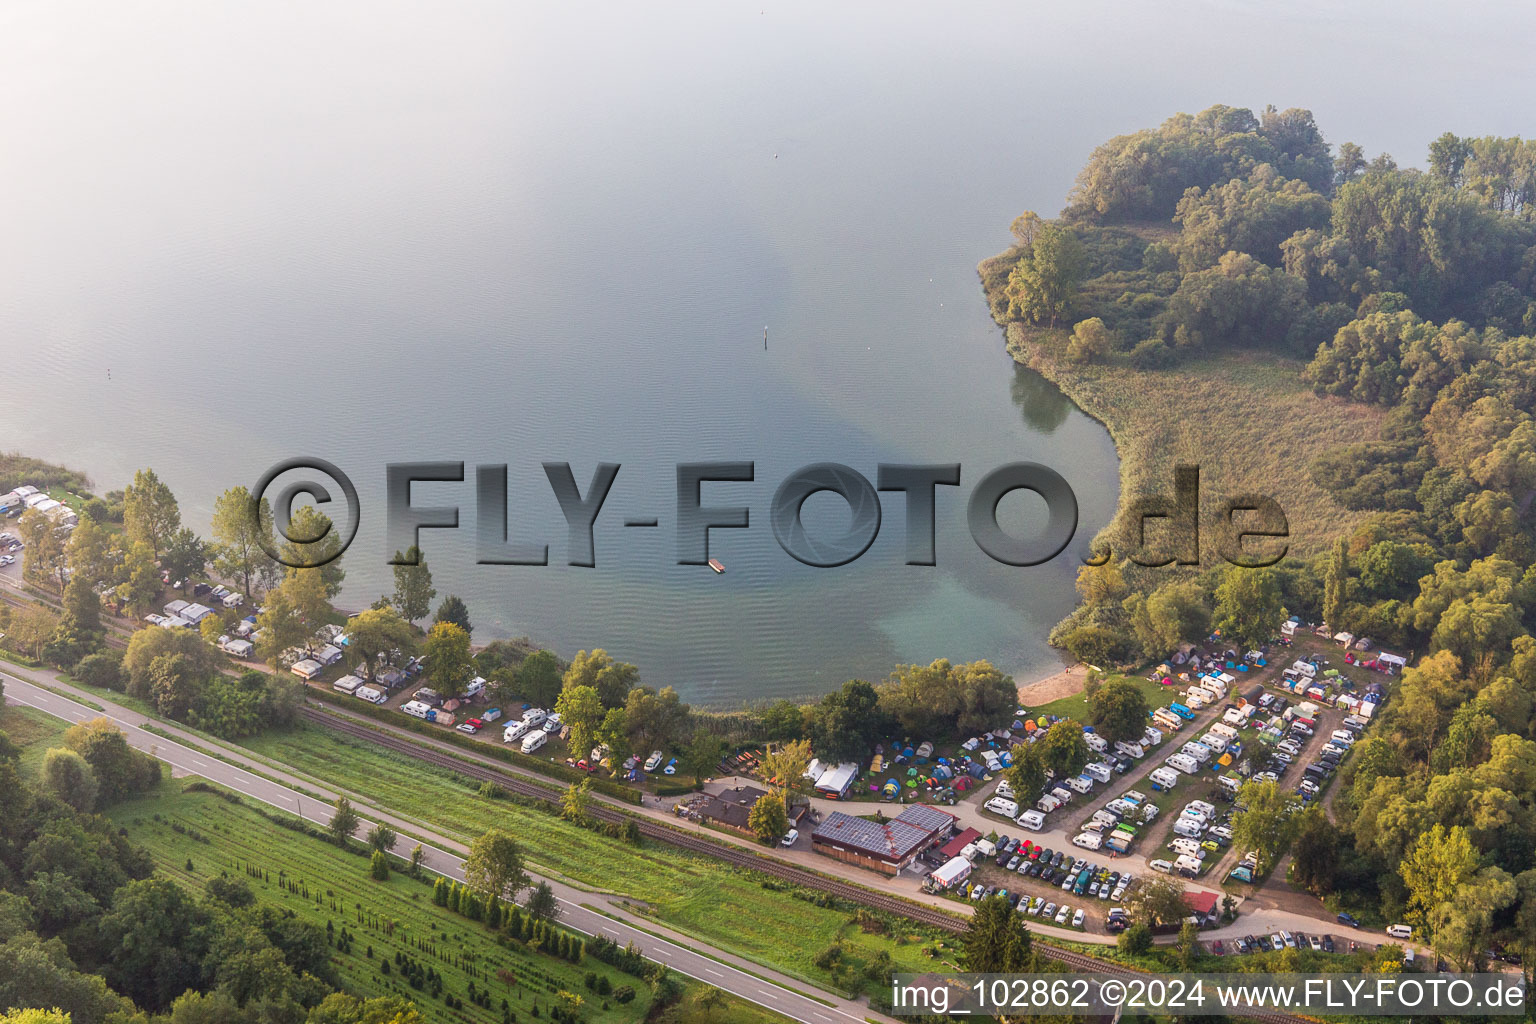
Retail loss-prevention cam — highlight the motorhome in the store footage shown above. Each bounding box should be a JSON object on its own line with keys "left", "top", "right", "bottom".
{"left": 1208, "top": 722, "right": 1239, "bottom": 741}
{"left": 1173, "top": 818, "right": 1204, "bottom": 839}
{"left": 1166, "top": 753, "right": 1198, "bottom": 774}
{"left": 401, "top": 700, "right": 433, "bottom": 719}
{"left": 1222, "top": 707, "right": 1247, "bottom": 726}
{"left": 1142, "top": 725, "right": 1164, "bottom": 746}
{"left": 1091, "top": 808, "right": 1121, "bottom": 828}
{"left": 1202, "top": 734, "right": 1229, "bottom": 755}
{"left": 1084, "top": 762, "right": 1112, "bottom": 784}
{"left": 984, "top": 796, "right": 1020, "bottom": 818}
{"left": 502, "top": 719, "right": 530, "bottom": 742}
{"left": 520, "top": 730, "right": 548, "bottom": 755}
{"left": 1114, "top": 740, "right": 1145, "bottom": 759}
{"left": 1083, "top": 732, "right": 1108, "bottom": 753}
{"left": 1173, "top": 854, "right": 1204, "bottom": 877}
{"left": 1017, "top": 809, "right": 1046, "bottom": 831}
{"left": 1181, "top": 742, "right": 1212, "bottom": 763}
{"left": 1152, "top": 708, "right": 1183, "bottom": 732}
{"left": 1170, "top": 836, "right": 1203, "bottom": 857}
{"left": 1072, "top": 831, "right": 1103, "bottom": 850}
{"left": 1149, "top": 766, "right": 1180, "bottom": 789}
{"left": 1067, "top": 775, "right": 1093, "bottom": 795}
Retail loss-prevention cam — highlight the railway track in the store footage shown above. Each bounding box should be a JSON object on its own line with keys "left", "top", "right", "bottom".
{"left": 301, "top": 703, "right": 1312, "bottom": 1024}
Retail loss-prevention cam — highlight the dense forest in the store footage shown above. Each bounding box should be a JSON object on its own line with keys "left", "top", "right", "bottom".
{"left": 983, "top": 105, "right": 1536, "bottom": 969}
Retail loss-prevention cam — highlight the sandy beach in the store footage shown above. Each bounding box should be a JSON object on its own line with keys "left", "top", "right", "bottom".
{"left": 1016, "top": 661, "right": 1090, "bottom": 707}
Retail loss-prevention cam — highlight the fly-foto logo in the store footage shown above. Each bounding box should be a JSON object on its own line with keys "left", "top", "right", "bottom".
{"left": 252, "top": 459, "right": 1286, "bottom": 570}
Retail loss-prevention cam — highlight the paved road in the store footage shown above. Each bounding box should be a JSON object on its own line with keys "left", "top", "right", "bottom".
{"left": 2, "top": 670, "right": 891, "bottom": 1024}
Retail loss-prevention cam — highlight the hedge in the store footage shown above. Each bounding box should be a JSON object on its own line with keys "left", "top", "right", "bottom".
{"left": 304, "top": 687, "right": 643, "bottom": 804}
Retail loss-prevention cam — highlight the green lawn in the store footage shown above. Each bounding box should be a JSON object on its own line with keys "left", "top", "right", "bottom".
{"left": 238, "top": 722, "right": 949, "bottom": 997}
{"left": 0, "top": 702, "right": 73, "bottom": 782}
{"left": 112, "top": 787, "right": 658, "bottom": 1024}
{"left": 1027, "top": 672, "right": 1172, "bottom": 724}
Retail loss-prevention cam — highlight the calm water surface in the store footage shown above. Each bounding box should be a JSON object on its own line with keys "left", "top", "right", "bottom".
{"left": 3, "top": 2, "right": 1531, "bottom": 701}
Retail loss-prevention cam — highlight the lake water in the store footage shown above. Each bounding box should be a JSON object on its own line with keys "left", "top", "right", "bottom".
{"left": 3, "top": 2, "right": 1531, "bottom": 702}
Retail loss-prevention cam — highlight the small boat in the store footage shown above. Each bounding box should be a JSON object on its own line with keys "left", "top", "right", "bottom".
{"left": 707, "top": 558, "right": 725, "bottom": 574}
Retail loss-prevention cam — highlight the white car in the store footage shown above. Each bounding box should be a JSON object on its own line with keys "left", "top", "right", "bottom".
{"left": 1054, "top": 904, "right": 1071, "bottom": 925}
{"left": 780, "top": 828, "right": 799, "bottom": 847}
{"left": 1149, "top": 859, "right": 1174, "bottom": 874}
{"left": 1072, "top": 908, "right": 1085, "bottom": 927}
{"left": 644, "top": 750, "right": 665, "bottom": 772}
{"left": 0, "top": 554, "right": 13, "bottom": 566}
{"left": 1026, "top": 896, "right": 1044, "bottom": 916}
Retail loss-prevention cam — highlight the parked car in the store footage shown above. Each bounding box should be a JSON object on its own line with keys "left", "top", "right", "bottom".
{"left": 1054, "top": 905, "right": 1071, "bottom": 924}
{"left": 644, "top": 750, "right": 665, "bottom": 771}
{"left": 781, "top": 828, "right": 799, "bottom": 847}
{"left": 1072, "top": 908, "right": 1085, "bottom": 927}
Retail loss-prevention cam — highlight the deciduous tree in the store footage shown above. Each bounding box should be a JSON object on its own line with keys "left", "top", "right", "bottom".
{"left": 465, "top": 830, "right": 530, "bottom": 903}
{"left": 122, "top": 467, "right": 181, "bottom": 559}
{"left": 391, "top": 546, "right": 435, "bottom": 623}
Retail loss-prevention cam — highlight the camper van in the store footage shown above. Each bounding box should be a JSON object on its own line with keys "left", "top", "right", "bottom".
{"left": 1218, "top": 774, "right": 1243, "bottom": 794}
{"left": 1114, "top": 740, "right": 1145, "bottom": 759}
{"left": 1152, "top": 708, "right": 1183, "bottom": 732}
{"left": 520, "top": 730, "right": 549, "bottom": 755}
{"left": 1169, "top": 702, "right": 1195, "bottom": 720}
{"left": 354, "top": 686, "right": 386, "bottom": 704}
{"left": 1017, "top": 809, "right": 1046, "bottom": 831}
{"left": 984, "top": 796, "right": 1020, "bottom": 819}
{"left": 1173, "top": 818, "right": 1204, "bottom": 839}
{"left": 1202, "top": 734, "right": 1229, "bottom": 755}
{"left": 1083, "top": 732, "right": 1108, "bottom": 753}
{"left": 503, "top": 719, "right": 530, "bottom": 742}
{"left": 1072, "top": 831, "right": 1103, "bottom": 850}
{"left": 1181, "top": 742, "right": 1212, "bottom": 763}
{"left": 1084, "top": 762, "right": 1112, "bottom": 784}
{"left": 1173, "top": 854, "right": 1204, "bottom": 877}
{"left": 1166, "top": 753, "right": 1198, "bottom": 774}
{"left": 1208, "top": 722, "right": 1239, "bottom": 741}
{"left": 401, "top": 700, "right": 432, "bottom": 719}
{"left": 1067, "top": 775, "right": 1094, "bottom": 795}
{"left": 1149, "top": 766, "right": 1180, "bottom": 790}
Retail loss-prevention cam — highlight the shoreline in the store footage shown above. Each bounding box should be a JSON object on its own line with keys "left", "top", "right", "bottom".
{"left": 1015, "top": 661, "right": 1090, "bottom": 708}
